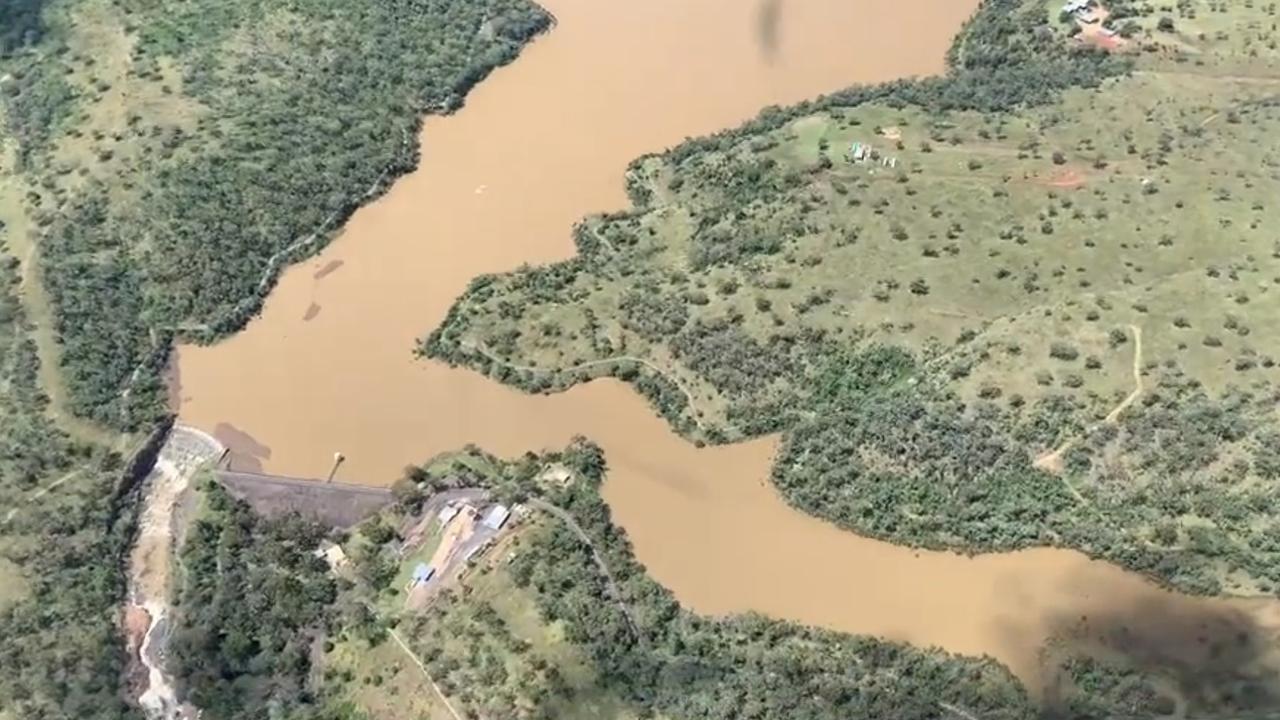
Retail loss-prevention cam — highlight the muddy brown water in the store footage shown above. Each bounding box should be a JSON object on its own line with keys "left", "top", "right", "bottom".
{"left": 173, "top": 0, "right": 1280, "bottom": 695}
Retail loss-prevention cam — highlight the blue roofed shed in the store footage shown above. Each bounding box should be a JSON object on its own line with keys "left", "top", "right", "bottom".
{"left": 412, "top": 563, "right": 435, "bottom": 584}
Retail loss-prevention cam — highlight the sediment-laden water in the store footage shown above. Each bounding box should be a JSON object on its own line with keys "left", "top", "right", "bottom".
{"left": 172, "top": 0, "right": 1280, "bottom": 691}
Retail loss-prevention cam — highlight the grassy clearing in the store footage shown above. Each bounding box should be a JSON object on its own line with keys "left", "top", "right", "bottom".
{"left": 321, "top": 636, "right": 455, "bottom": 720}
{"left": 378, "top": 517, "right": 443, "bottom": 614}
{"left": 48, "top": 0, "right": 205, "bottom": 204}
{"left": 0, "top": 555, "right": 29, "bottom": 610}
{"left": 430, "top": 0, "right": 1280, "bottom": 595}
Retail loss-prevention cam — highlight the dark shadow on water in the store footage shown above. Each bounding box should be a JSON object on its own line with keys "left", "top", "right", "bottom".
{"left": 757, "top": 0, "right": 780, "bottom": 62}
{"left": 1033, "top": 575, "right": 1280, "bottom": 718}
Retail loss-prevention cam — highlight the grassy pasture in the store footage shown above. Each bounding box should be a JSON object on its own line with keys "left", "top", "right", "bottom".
{"left": 440, "top": 68, "right": 1280, "bottom": 437}
{"left": 0, "top": 556, "right": 29, "bottom": 610}
{"left": 321, "top": 637, "right": 456, "bottom": 720}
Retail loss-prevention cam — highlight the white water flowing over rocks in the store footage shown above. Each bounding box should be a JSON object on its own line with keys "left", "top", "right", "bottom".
{"left": 126, "top": 425, "right": 223, "bottom": 719}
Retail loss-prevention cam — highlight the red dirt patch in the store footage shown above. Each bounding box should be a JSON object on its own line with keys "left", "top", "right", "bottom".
{"left": 1081, "top": 32, "right": 1123, "bottom": 51}
{"left": 1030, "top": 167, "right": 1088, "bottom": 189}
{"left": 1047, "top": 169, "right": 1087, "bottom": 188}
{"left": 1073, "top": 4, "right": 1128, "bottom": 53}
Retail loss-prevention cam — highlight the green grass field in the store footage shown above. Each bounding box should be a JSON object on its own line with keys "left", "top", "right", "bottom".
{"left": 378, "top": 516, "right": 443, "bottom": 613}
{"left": 321, "top": 637, "right": 456, "bottom": 720}
{"left": 429, "top": 0, "right": 1280, "bottom": 596}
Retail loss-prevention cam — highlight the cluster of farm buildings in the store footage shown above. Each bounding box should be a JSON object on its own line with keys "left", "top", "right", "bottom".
{"left": 314, "top": 496, "right": 517, "bottom": 609}
{"left": 847, "top": 141, "right": 898, "bottom": 169}
{"left": 409, "top": 501, "right": 511, "bottom": 588}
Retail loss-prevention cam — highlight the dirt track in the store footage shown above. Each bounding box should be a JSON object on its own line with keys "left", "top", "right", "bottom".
{"left": 1034, "top": 324, "right": 1144, "bottom": 478}
{"left": 528, "top": 497, "right": 639, "bottom": 637}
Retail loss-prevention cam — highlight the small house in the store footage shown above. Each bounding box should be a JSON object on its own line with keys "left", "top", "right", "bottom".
{"left": 482, "top": 504, "right": 511, "bottom": 531}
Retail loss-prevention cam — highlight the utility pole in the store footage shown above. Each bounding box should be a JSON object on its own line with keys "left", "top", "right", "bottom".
{"left": 327, "top": 452, "right": 344, "bottom": 483}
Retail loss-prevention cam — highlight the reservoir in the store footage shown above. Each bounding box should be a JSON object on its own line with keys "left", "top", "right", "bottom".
{"left": 173, "top": 0, "right": 1280, "bottom": 692}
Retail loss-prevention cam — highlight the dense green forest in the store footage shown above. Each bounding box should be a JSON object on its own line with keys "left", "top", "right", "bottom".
{"left": 428, "top": 0, "right": 1280, "bottom": 596}
{"left": 0, "top": 0, "right": 550, "bottom": 427}
{"left": 0, "top": 0, "right": 48, "bottom": 55}
{"left": 0, "top": 247, "right": 150, "bottom": 720}
{"left": 169, "top": 482, "right": 336, "bottom": 720}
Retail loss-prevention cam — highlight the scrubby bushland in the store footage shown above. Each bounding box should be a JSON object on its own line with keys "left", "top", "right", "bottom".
{"left": 1, "top": 0, "right": 551, "bottom": 427}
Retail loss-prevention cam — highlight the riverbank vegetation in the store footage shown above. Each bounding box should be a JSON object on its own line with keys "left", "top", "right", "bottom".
{"left": 0, "top": 246, "right": 146, "bottom": 720}
{"left": 158, "top": 444, "right": 1033, "bottom": 720}
{"left": 428, "top": 0, "right": 1280, "bottom": 600}
{"left": 380, "top": 442, "right": 1228, "bottom": 719}
{"left": 168, "top": 481, "right": 337, "bottom": 720}
{"left": 328, "top": 442, "right": 1041, "bottom": 720}
{"left": 162, "top": 440, "right": 1256, "bottom": 718}
{"left": 0, "top": 0, "right": 550, "bottom": 429}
